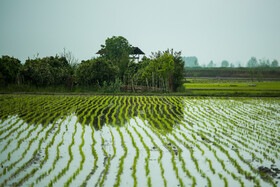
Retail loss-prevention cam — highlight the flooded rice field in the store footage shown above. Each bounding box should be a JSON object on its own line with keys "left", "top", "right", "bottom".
{"left": 0, "top": 95, "right": 280, "bottom": 186}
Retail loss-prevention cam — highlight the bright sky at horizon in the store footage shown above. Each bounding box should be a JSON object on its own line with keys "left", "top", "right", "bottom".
{"left": 1, "top": 0, "right": 280, "bottom": 66}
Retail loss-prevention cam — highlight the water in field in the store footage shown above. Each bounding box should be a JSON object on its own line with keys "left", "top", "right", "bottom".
{"left": 0, "top": 95, "right": 280, "bottom": 186}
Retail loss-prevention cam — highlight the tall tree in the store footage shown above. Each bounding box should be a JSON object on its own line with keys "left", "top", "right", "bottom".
{"left": 207, "top": 60, "right": 214, "bottom": 68}
{"left": 101, "top": 36, "right": 132, "bottom": 62}
{"left": 271, "top": 59, "right": 278, "bottom": 67}
{"left": 247, "top": 57, "right": 258, "bottom": 68}
{"left": 258, "top": 58, "right": 270, "bottom": 67}
{"left": 221, "top": 60, "right": 229, "bottom": 67}
{"left": 140, "top": 49, "right": 184, "bottom": 91}
{"left": 100, "top": 36, "right": 132, "bottom": 82}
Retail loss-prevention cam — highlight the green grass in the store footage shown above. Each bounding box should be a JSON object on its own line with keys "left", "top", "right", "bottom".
{"left": 183, "top": 79, "right": 280, "bottom": 96}
{"left": 184, "top": 81, "right": 280, "bottom": 90}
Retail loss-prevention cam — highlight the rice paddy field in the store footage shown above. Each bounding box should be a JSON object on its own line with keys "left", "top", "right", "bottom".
{"left": 0, "top": 95, "right": 280, "bottom": 187}
{"left": 184, "top": 80, "right": 280, "bottom": 91}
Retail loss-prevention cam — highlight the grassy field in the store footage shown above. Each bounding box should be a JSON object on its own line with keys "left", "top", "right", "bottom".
{"left": 0, "top": 95, "right": 280, "bottom": 186}
{"left": 184, "top": 79, "right": 280, "bottom": 97}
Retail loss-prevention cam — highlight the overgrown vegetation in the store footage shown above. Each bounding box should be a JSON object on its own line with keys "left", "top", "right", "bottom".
{"left": 0, "top": 36, "right": 185, "bottom": 93}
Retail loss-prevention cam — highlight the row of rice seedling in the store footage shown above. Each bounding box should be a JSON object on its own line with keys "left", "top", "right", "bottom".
{"left": 130, "top": 97, "right": 167, "bottom": 187}
{"left": 81, "top": 97, "right": 103, "bottom": 186}
{"left": 13, "top": 96, "right": 76, "bottom": 185}
{"left": 0, "top": 96, "right": 48, "bottom": 141}
{"left": 0, "top": 95, "right": 279, "bottom": 186}
{"left": 92, "top": 96, "right": 114, "bottom": 187}
{"left": 139, "top": 96, "right": 188, "bottom": 186}
{"left": 180, "top": 97, "right": 276, "bottom": 186}
{"left": 124, "top": 97, "right": 139, "bottom": 187}
{"left": 63, "top": 98, "right": 94, "bottom": 186}
{"left": 202, "top": 98, "right": 279, "bottom": 162}
{"left": 35, "top": 96, "right": 83, "bottom": 183}
{"left": 150, "top": 97, "right": 196, "bottom": 182}
{"left": 170, "top": 97, "right": 255, "bottom": 186}
{"left": 182, "top": 100, "right": 258, "bottom": 183}
{"left": 47, "top": 97, "right": 92, "bottom": 185}
{"left": 0, "top": 98, "right": 66, "bottom": 186}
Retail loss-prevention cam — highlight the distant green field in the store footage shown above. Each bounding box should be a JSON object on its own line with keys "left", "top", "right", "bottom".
{"left": 184, "top": 81, "right": 280, "bottom": 90}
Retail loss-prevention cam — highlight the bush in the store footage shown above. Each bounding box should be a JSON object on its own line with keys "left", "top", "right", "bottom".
{"left": 76, "top": 57, "right": 118, "bottom": 86}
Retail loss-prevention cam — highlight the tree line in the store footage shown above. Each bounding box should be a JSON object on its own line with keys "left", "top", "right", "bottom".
{"left": 0, "top": 36, "right": 185, "bottom": 92}
{"left": 183, "top": 57, "right": 279, "bottom": 68}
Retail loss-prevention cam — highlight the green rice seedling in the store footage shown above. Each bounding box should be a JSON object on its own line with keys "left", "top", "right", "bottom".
{"left": 114, "top": 128, "right": 127, "bottom": 186}
{"left": 99, "top": 156, "right": 111, "bottom": 187}
{"left": 206, "top": 176, "right": 212, "bottom": 187}
{"left": 63, "top": 99, "right": 93, "bottom": 186}
{"left": 218, "top": 173, "right": 223, "bottom": 179}
{"left": 49, "top": 118, "right": 79, "bottom": 185}
{"left": 125, "top": 97, "right": 139, "bottom": 187}
{"left": 0, "top": 110, "right": 57, "bottom": 180}
{"left": 137, "top": 98, "right": 166, "bottom": 176}
{"left": 40, "top": 112, "right": 65, "bottom": 168}
{"left": 140, "top": 97, "right": 185, "bottom": 186}
{"left": 223, "top": 176, "right": 228, "bottom": 187}
{"left": 111, "top": 97, "right": 121, "bottom": 128}
{"left": 126, "top": 127, "right": 139, "bottom": 187}
{"left": 132, "top": 97, "right": 167, "bottom": 186}
{"left": 206, "top": 158, "right": 215, "bottom": 174}
{"left": 0, "top": 111, "right": 45, "bottom": 166}
{"left": 36, "top": 97, "right": 82, "bottom": 182}
{"left": 192, "top": 177, "right": 196, "bottom": 187}
{"left": 118, "top": 96, "right": 125, "bottom": 127}
{"left": 106, "top": 96, "right": 118, "bottom": 126}
{"left": 82, "top": 96, "right": 105, "bottom": 186}
{"left": 0, "top": 118, "right": 25, "bottom": 143}
{"left": 109, "top": 129, "right": 116, "bottom": 158}
{"left": 142, "top": 97, "right": 192, "bottom": 186}
{"left": 14, "top": 168, "right": 39, "bottom": 186}
{"left": 231, "top": 172, "right": 244, "bottom": 187}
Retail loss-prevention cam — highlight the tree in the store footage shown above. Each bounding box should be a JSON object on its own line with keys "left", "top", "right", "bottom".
{"left": 42, "top": 56, "right": 73, "bottom": 86}
{"left": 139, "top": 49, "right": 184, "bottom": 92}
{"left": 230, "top": 63, "right": 235, "bottom": 68}
{"left": 100, "top": 36, "right": 132, "bottom": 62}
{"left": 21, "top": 58, "right": 54, "bottom": 86}
{"left": 20, "top": 56, "right": 73, "bottom": 87}
{"left": 100, "top": 36, "right": 133, "bottom": 81}
{"left": 258, "top": 58, "right": 270, "bottom": 68}
{"left": 182, "top": 56, "right": 199, "bottom": 68}
{"left": 221, "top": 60, "right": 229, "bottom": 67}
{"left": 207, "top": 60, "right": 214, "bottom": 68}
{"left": 247, "top": 57, "right": 258, "bottom": 68}
{"left": 76, "top": 57, "right": 118, "bottom": 86}
{"left": 271, "top": 59, "right": 278, "bottom": 67}
{"left": 0, "top": 55, "right": 22, "bottom": 84}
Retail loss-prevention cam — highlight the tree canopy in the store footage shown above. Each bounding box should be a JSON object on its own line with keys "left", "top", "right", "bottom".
{"left": 0, "top": 56, "right": 22, "bottom": 84}
{"left": 0, "top": 36, "right": 186, "bottom": 93}
{"left": 100, "top": 36, "right": 132, "bottom": 63}
{"left": 221, "top": 60, "right": 229, "bottom": 67}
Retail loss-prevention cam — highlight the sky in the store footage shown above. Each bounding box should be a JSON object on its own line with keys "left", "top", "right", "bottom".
{"left": 0, "top": 0, "right": 280, "bottom": 66}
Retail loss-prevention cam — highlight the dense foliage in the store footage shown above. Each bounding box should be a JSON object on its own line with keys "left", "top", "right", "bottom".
{"left": 0, "top": 36, "right": 185, "bottom": 92}
{"left": 0, "top": 56, "right": 22, "bottom": 85}
{"left": 76, "top": 58, "right": 118, "bottom": 86}
{"left": 20, "top": 56, "right": 73, "bottom": 87}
